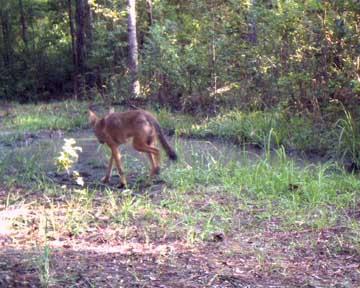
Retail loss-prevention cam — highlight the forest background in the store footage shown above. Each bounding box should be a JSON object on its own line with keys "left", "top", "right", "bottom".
{"left": 1, "top": 0, "right": 359, "bottom": 109}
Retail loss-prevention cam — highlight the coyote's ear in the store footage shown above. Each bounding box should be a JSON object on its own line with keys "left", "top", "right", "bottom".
{"left": 89, "top": 110, "right": 98, "bottom": 127}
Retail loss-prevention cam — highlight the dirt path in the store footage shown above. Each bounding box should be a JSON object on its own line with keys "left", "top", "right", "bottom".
{"left": 1, "top": 210, "right": 358, "bottom": 287}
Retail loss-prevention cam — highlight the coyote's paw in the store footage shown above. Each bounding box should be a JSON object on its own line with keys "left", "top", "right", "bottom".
{"left": 117, "top": 181, "right": 126, "bottom": 189}
{"left": 101, "top": 176, "right": 109, "bottom": 183}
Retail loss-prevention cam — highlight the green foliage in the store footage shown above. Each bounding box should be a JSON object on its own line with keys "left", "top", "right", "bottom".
{"left": 336, "top": 109, "right": 360, "bottom": 167}
{"left": 1, "top": 0, "right": 359, "bottom": 113}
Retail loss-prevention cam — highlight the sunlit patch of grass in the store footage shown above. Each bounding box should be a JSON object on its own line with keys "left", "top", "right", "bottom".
{"left": 186, "top": 110, "right": 279, "bottom": 145}
{"left": 2, "top": 100, "right": 88, "bottom": 132}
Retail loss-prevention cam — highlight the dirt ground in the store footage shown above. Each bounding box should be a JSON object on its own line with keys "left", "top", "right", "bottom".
{"left": 0, "top": 131, "right": 359, "bottom": 287}
{"left": 1, "top": 183, "right": 359, "bottom": 288}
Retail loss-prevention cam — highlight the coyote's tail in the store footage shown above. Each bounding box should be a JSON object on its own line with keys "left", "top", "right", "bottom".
{"left": 146, "top": 114, "right": 177, "bottom": 161}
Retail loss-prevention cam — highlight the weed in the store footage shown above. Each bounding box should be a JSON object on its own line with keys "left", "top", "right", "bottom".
{"left": 36, "top": 216, "right": 54, "bottom": 287}
{"left": 56, "top": 138, "right": 82, "bottom": 173}
{"left": 37, "top": 243, "right": 52, "bottom": 287}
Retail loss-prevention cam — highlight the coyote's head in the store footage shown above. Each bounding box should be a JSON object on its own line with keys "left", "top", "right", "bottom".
{"left": 89, "top": 110, "right": 107, "bottom": 144}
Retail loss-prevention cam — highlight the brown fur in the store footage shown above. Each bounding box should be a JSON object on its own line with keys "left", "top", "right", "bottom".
{"left": 89, "top": 109, "right": 177, "bottom": 187}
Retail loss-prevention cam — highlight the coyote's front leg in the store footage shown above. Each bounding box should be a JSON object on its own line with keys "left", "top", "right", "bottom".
{"left": 110, "top": 146, "right": 127, "bottom": 188}
{"left": 101, "top": 155, "right": 113, "bottom": 183}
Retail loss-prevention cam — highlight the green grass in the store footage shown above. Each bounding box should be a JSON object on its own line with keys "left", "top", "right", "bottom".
{"left": 1, "top": 100, "right": 360, "bottom": 286}
{"left": 1, "top": 100, "right": 360, "bottom": 243}
{"left": 336, "top": 109, "right": 360, "bottom": 166}
{"left": 2, "top": 100, "right": 88, "bottom": 132}
{"left": 3, "top": 100, "right": 359, "bottom": 165}
{"left": 1, "top": 137, "right": 359, "bottom": 280}
{"left": 39, "top": 142, "right": 360, "bottom": 241}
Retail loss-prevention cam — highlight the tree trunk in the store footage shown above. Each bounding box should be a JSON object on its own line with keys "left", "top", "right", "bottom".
{"left": 84, "top": 0, "right": 93, "bottom": 56}
{"left": 75, "top": 0, "right": 87, "bottom": 99}
{"left": 1, "top": 2, "right": 12, "bottom": 68}
{"left": 68, "top": 0, "right": 78, "bottom": 98}
{"left": 127, "top": 0, "right": 140, "bottom": 98}
{"left": 146, "top": 0, "right": 153, "bottom": 27}
{"left": 19, "top": 0, "right": 29, "bottom": 53}
{"left": 75, "top": 0, "right": 85, "bottom": 74}
{"left": 68, "top": 0, "right": 76, "bottom": 67}
{"left": 248, "top": 0, "right": 257, "bottom": 44}
{"left": 210, "top": 0, "right": 217, "bottom": 92}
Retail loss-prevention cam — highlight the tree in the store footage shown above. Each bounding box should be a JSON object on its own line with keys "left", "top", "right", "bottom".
{"left": 146, "top": 0, "right": 153, "bottom": 27}
{"left": 68, "top": 0, "right": 76, "bottom": 68}
{"left": 1, "top": 0, "right": 13, "bottom": 69}
{"left": 127, "top": 0, "right": 140, "bottom": 98}
{"left": 75, "top": 0, "right": 86, "bottom": 74}
{"left": 18, "top": 0, "right": 29, "bottom": 53}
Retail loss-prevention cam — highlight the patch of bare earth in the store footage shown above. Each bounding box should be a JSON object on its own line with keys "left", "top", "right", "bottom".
{"left": 1, "top": 185, "right": 360, "bottom": 287}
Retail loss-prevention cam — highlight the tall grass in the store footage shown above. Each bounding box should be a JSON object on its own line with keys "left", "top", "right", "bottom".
{"left": 336, "top": 109, "right": 360, "bottom": 167}
{"left": 163, "top": 141, "right": 360, "bottom": 232}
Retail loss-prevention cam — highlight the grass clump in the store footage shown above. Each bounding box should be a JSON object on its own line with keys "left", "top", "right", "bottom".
{"left": 336, "top": 109, "right": 360, "bottom": 167}
{"left": 179, "top": 110, "right": 328, "bottom": 154}
{"left": 163, "top": 143, "right": 360, "bottom": 232}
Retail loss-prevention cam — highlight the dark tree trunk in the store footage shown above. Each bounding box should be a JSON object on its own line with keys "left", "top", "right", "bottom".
{"left": 84, "top": 0, "right": 93, "bottom": 56}
{"left": 75, "top": 0, "right": 86, "bottom": 74}
{"left": 68, "top": 0, "right": 78, "bottom": 98}
{"left": 68, "top": 0, "right": 76, "bottom": 67}
{"left": 127, "top": 0, "right": 140, "bottom": 98}
{"left": 1, "top": 4, "right": 12, "bottom": 68}
{"left": 248, "top": 0, "right": 257, "bottom": 44}
{"left": 210, "top": 0, "right": 217, "bottom": 92}
{"left": 75, "top": 0, "right": 88, "bottom": 98}
{"left": 19, "top": 0, "right": 29, "bottom": 53}
{"left": 146, "top": 0, "right": 153, "bottom": 26}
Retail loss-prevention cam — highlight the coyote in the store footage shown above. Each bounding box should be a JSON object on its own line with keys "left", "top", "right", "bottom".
{"left": 89, "top": 109, "right": 177, "bottom": 187}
